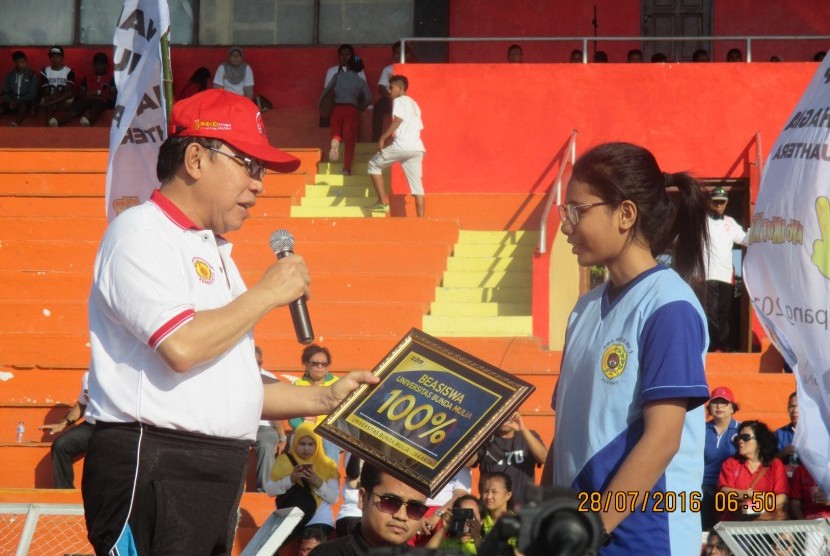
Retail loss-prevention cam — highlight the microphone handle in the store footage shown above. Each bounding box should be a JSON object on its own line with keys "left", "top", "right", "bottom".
{"left": 275, "top": 249, "right": 314, "bottom": 344}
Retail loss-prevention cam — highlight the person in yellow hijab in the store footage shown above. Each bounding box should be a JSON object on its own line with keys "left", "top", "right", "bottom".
{"left": 266, "top": 421, "right": 341, "bottom": 536}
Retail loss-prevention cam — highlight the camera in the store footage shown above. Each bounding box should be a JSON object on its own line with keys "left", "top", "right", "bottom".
{"left": 448, "top": 508, "right": 475, "bottom": 537}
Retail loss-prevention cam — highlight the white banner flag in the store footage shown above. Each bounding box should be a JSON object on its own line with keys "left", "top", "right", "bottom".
{"left": 744, "top": 52, "right": 830, "bottom": 493}
{"left": 105, "top": 0, "right": 170, "bottom": 221}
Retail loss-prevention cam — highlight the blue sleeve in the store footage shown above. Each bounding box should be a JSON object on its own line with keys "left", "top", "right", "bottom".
{"left": 639, "top": 300, "right": 710, "bottom": 409}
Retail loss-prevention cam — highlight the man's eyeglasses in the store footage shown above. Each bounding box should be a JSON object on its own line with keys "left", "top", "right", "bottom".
{"left": 557, "top": 202, "right": 613, "bottom": 227}
{"left": 208, "top": 147, "right": 266, "bottom": 180}
{"left": 711, "top": 200, "right": 727, "bottom": 206}
{"left": 736, "top": 433, "right": 756, "bottom": 442}
{"left": 371, "top": 493, "right": 429, "bottom": 520}
{"left": 309, "top": 361, "right": 329, "bottom": 368}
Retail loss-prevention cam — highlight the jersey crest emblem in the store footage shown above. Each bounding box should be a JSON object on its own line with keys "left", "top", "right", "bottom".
{"left": 193, "top": 257, "right": 215, "bottom": 284}
{"left": 601, "top": 342, "right": 628, "bottom": 380}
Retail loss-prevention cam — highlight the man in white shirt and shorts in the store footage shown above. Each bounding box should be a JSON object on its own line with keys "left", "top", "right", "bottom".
{"left": 367, "top": 75, "right": 426, "bottom": 217}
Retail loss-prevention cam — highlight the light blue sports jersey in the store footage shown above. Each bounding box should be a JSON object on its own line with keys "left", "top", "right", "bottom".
{"left": 553, "top": 265, "right": 710, "bottom": 555}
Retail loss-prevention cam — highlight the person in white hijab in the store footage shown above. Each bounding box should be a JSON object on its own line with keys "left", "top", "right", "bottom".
{"left": 214, "top": 46, "right": 254, "bottom": 99}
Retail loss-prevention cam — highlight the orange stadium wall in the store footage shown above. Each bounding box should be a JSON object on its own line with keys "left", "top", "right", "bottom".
{"left": 447, "top": 0, "right": 830, "bottom": 63}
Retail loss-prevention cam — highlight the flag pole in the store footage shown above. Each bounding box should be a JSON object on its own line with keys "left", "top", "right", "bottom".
{"left": 160, "top": 32, "right": 173, "bottom": 122}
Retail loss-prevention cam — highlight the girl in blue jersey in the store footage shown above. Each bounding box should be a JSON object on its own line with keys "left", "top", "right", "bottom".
{"left": 546, "top": 143, "right": 712, "bottom": 555}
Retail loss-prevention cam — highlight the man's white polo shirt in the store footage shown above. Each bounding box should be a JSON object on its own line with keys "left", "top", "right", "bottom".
{"left": 87, "top": 190, "right": 262, "bottom": 441}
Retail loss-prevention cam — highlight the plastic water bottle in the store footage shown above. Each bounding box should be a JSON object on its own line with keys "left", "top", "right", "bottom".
{"left": 16, "top": 421, "right": 24, "bottom": 443}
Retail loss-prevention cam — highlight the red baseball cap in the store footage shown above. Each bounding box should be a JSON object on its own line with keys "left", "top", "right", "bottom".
{"left": 709, "top": 386, "right": 735, "bottom": 403}
{"left": 168, "top": 89, "right": 300, "bottom": 173}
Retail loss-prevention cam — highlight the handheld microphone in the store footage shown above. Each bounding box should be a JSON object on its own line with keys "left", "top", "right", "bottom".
{"left": 269, "top": 229, "right": 314, "bottom": 345}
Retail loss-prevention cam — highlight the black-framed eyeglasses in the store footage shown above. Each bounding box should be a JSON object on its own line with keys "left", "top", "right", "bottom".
{"left": 736, "top": 433, "right": 756, "bottom": 442}
{"left": 557, "top": 202, "right": 613, "bottom": 227}
{"left": 207, "top": 147, "right": 266, "bottom": 180}
{"left": 371, "top": 493, "right": 429, "bottom": 520}
{"left": 711, "top": 200, "right": 727, "bottom": 206}
{"left": 309, "top": 360, "right": 329, "bottom": 368}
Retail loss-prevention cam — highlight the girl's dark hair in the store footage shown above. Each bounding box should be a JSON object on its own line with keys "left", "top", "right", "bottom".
{"left": 733, "top": 420, "right": 778, "bottom": 466}
{"left": 190, "top": 66, "right": 212, "bottom": 89}
{"left": 347, "top": 55, "right": 365, "bottom": 74}
{"left": 156, "top": 136, "right": 223, "bottom": 182}
{"left": 570, "top": 142, "right": 709, "bottom": 282}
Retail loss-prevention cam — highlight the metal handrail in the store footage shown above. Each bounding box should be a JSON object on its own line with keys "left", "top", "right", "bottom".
{"left": 538, "top": 130, "right": 578, "bottom": 254}
{"left": 399, "top": 35, "right": 830, "bottom": 63}
{"left": 755, "top": 130, "right": 764, "bottom": 177}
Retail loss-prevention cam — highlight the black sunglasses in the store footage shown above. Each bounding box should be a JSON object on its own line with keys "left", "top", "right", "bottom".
{"left": 372, "top": 493, "right": 429, "bottom": 520}
{"left": 736, "top": 433, "right": 756, "bottom": 442}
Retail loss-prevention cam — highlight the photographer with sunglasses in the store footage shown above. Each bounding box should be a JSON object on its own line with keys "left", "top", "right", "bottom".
{"left": 310, "top": 464, "right": 429, "bottom": 556}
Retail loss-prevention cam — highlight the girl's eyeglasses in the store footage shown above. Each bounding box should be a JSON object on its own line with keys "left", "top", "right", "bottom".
{"left": 557, "top": 202, "right": 613, "bottom": 227}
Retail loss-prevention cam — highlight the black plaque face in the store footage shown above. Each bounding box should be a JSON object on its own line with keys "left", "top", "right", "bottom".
{"left": 317, "top": 329, "right": 536, "bottom": 497}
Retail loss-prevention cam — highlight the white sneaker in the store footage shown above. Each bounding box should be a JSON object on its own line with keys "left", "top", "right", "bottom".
{"left": 48, "top": 118, "right": 58, "bottom": 127}
{"left": 329, "top": 139, "right": 340, "bottom": 162}
{"left": 80, "top": 117, "right": 90, "bottom": 127}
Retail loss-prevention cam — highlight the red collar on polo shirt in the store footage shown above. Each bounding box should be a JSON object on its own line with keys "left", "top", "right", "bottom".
{"left": 150, "top": 189, "right": 201, "bottom": 231}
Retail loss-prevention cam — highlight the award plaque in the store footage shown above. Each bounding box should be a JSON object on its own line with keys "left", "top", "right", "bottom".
{"left": 316, "top": 328, "right": 536, "bottom": 497}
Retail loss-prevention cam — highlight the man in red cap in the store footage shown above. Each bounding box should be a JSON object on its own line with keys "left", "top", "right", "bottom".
{"left": 701, "top": 385, "right": 740, "bottom": 531}
{"left": 82, "top": 90, "right": 377, "bottom": 556}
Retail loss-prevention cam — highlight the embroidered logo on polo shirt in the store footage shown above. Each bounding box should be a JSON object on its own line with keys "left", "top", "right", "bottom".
{"left": 193, "top": 257, "right": 215, "bottom": 284}
{"left": 600, "top": 341, "right": 629, "bottom": 380}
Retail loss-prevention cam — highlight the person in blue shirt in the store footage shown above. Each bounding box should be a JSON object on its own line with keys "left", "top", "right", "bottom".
{"left": 545, "top": 142, "right": 711, "bottom": 555}
{"left": 701, "top": 386, "right": 740, "bottom": 531}
{"left": 774, "top": 391, "right": 798, "bottom": 466}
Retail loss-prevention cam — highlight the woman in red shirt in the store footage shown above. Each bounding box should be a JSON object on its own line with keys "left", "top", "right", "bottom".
{"left": 718, "top": 420, "right": 788, "bottom": 521}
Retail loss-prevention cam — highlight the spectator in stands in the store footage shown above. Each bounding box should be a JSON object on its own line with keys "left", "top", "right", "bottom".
{"left": 473, "top": 411, "right": 546, "bottom": 508}
{"left": 703, "top": 529, "right": 734, "bottom": 555}
{"left": 39, "top": 46, "right": 75, "bottom": 127}
{"left": 336, "top": 454, "right": 363, "bottom": 537}
{"left": 693, "top": 49, "right": 710, "bottom": 62}
{"left": 569, "top": 49, "right": 583, "bottom": 63}
{"left": 55, "top": 52, "right": 114, "bottom": 127}
{"left": 425, "top": 494, "right": 485, "bottom": 553}
{"left": 814, "top": 51, "right": 826, "bottom": 62}
{"left": 213, "top": 47, "right": 254, "bottom": 99}
{"left": 418, "top": 468, "right": 472, "bottom": 545}
{"left": 718, "top": 420, "right": 788, "bottom": 521}
{"left": 299, "top": 526, "right": 328, "bottom": 556}
{"left": 1, "top": 50, "right": 37, "bottom": 127}
{"left": 178, "top": 66, "right": 211, "bottom": 100}
{"left": 770, "top": 56, "right": 782, "bottom": 62}
{"left": 651, "top": 52, "right": 668, "bottom": 62}
{"left": 81, "top": 89, "right": 375, "bottom": 555}
{"left": 726, "top": 48, "right": 743, "bottom": 62}
{"left": 287, "top": 344, "right": 341, "bottom": 464}
{"left": 775, "top": 392, "right": 799, "bottom": 472}
{"left": 790, "top": 462, "right": 830, "bottom": 520}
{"left": 322, "top": 54, "right": 371, "bottom": 176}
{"left": 702, "top": 186, "right": 747, "bottom": 352}
{"left": 479, "top": 472, "right": 515, "bottom": 540}
{"left": 507, "top": 44, "right": 523, "bottom": 63}
{"left": 253, "top": 345, "right": 288, "bottom": 492}
{"left": 367, "top": 75, "right": 426, "bottom": 216}
{"left": 266, "top": 422, "right": 340, "bottom": 538}
{"left": 323, "top": 44, "right": 367, "bottom": 91}
{"left": 309, "top": 464, "right": 428, "bottom": 555}
{"left": 38, "top": 371, "right": 94, "bottom": 489}
{"left": 702, "top": 386, "right": 740, "bottom": 531}
{"left": 627, "top": 49, "right": 643, "bottom": 63}
{"left": 593, "top": 50, "right": 609, "bottom": 63}
{"left": 373, "top": 41, "right": 401, "bottom": 142}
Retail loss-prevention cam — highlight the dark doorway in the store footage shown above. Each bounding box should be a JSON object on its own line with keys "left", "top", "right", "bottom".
{"left": 642, "top": 0, "right": 713, "bottom": 62}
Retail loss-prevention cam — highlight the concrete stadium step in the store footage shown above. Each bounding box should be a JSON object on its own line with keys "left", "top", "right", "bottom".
{"left": 441, "top": 270, "right": 532, "bottom": 288}
{"left": 304, "top": 184, "right": 374, "bottom": 197}
{"left": 446, "top": 257, "right": 532, "bottom": 272}
{"left": 429, "top": 302, "right": 532, "bottom": 317}
{"left": 317, "top": 162, "right": 369, "bottom": 174}
{"left": 423, "top": 315, "right": 533, "bottom": 337}
{"left": 290, "top": 205, "right": 388, "bottom": 218}
{"left": 300, "top": 196, "right": 382, "bottom": 207}
{"left": 433, "top": 286, "right": 532, "bottom": 303}
{"left": 452, "top": 243, "right": 537, "bottom": 257}
{"left": 312, "top": 174, "right": 374, "bottom": 186}
{"left": 457, "top": 230, "right": 539, "bottom": 245}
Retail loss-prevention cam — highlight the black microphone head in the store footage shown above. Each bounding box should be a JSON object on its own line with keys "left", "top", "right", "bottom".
{"left": 269, "top": 229, "right": 294, "bottom": 254}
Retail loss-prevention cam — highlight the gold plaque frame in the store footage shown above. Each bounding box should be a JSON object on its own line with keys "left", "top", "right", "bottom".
{"left": 317, "top": 328, "right": 536, "bottom": 497}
